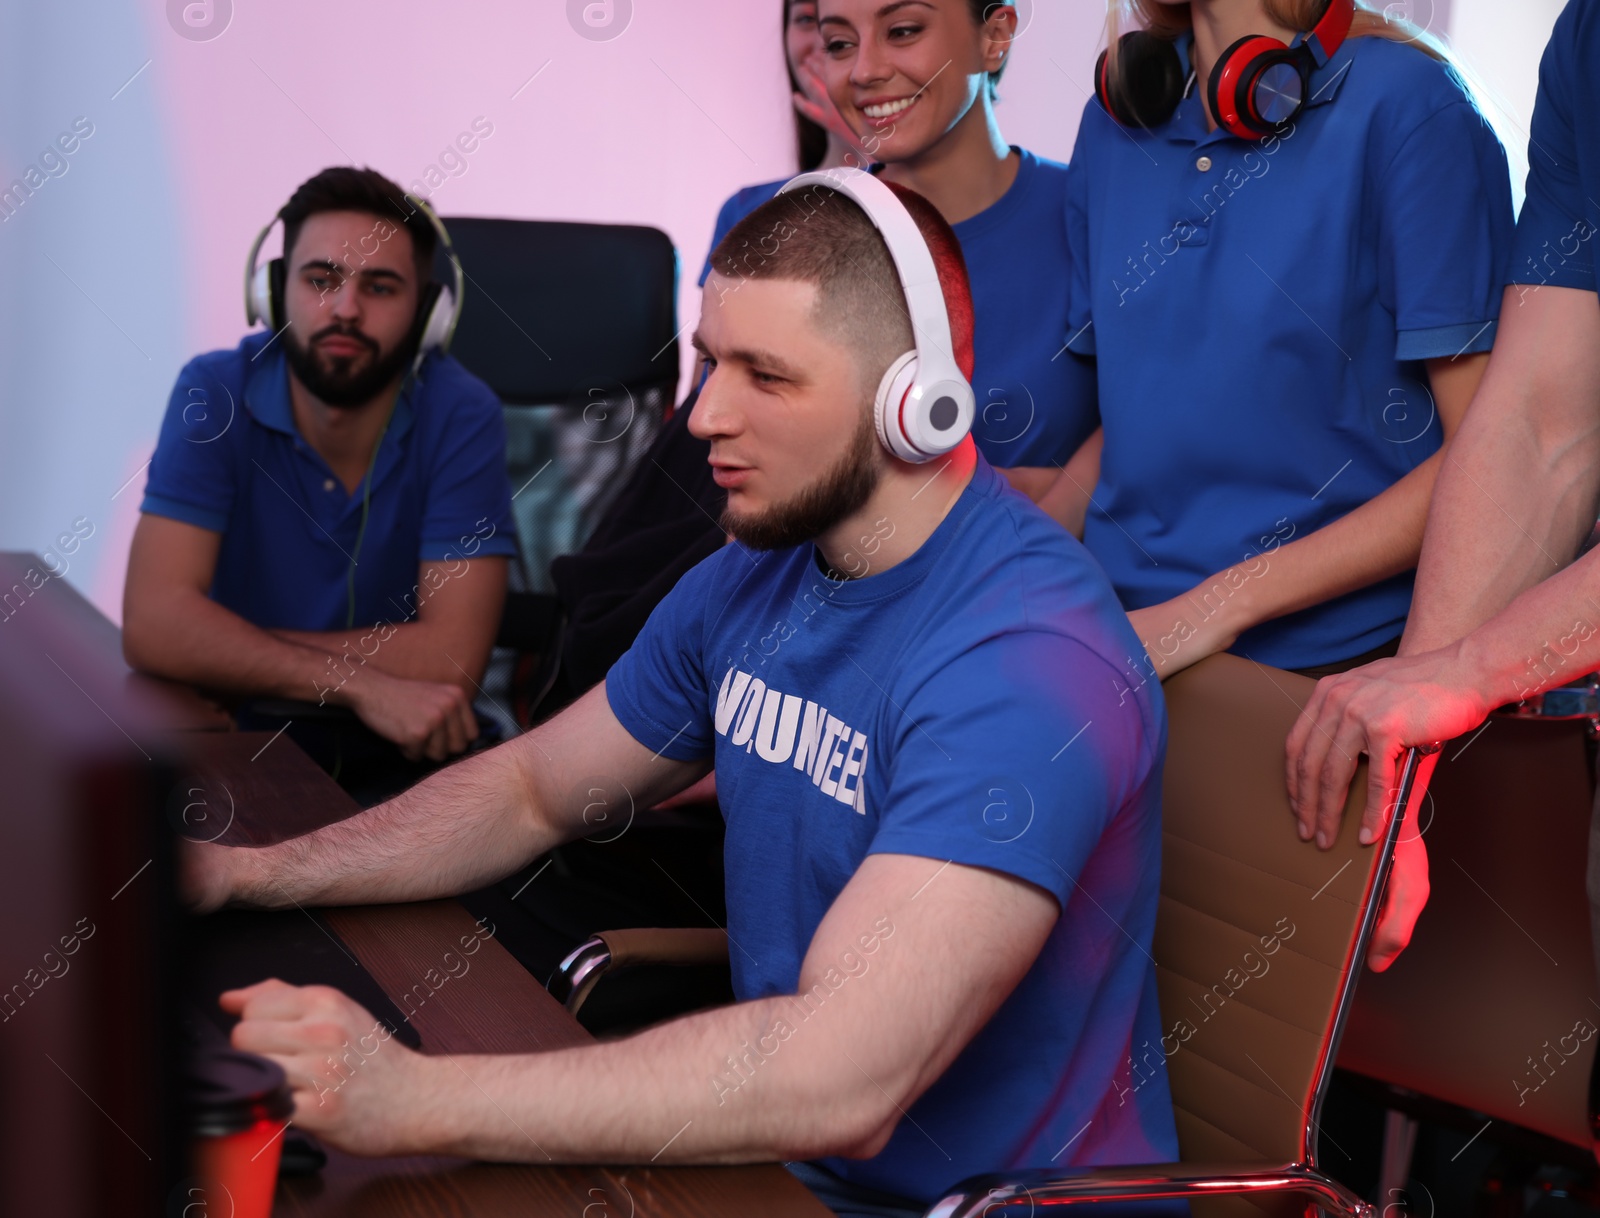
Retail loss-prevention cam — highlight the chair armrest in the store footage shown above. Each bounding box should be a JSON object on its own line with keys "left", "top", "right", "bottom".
{"left": 548, "top": 928, "right": 729, "bottom": 1015}
{"left": 923, "top": 1161, "right": 1374, "bottom": 1218}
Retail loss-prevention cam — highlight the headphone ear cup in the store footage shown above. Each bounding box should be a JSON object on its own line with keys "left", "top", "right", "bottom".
{"left": 1097, "top": 31, "right": 1185, "bottom": 128}
{"left": 873, "top": 350, "right": 921, "bottom": 462}
{"left": 265, "top": 258, "right": 287, "bottom": 333}
{"left": 247, "top": 258, "right": 281, "bottom": 330}
{"left": 1093, "top": 45, "right": 1119, "bottom": 121}
{"left": 246, "top": 261, "right": 269, "bottom": 328}
{"left": 413, "top": 282, "right": 453, "bottom": 356}
{"left": 1208, "top": 34, "right": 1293, "bottom": 139}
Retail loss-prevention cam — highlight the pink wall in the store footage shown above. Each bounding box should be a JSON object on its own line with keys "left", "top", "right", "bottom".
{"left": 0, "top": 1, "right": 1547, "bottom": 620}
{"left": 148, "top": 0, "right": 1103, "bottom": 372}
{"left": 10, "top": 0, "right": 1103, "bottom": 620}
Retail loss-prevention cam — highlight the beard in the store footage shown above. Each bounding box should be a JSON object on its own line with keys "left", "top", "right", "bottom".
{"left": 283, "top": 322, "right": 415, "bottom": 408}
{"left": 721, "top": 405, "right": 883, "bottom": 553}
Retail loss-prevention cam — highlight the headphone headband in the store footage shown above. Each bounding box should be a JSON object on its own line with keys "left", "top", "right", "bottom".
{"left": 775, "top": 168, "right": 974, "bottom": 463}
{"left": 1306, "top": 0, "right": 1355, "bottom": 65}
{"left": 1097, "top": 0, "right": 1354, "bottom": 139}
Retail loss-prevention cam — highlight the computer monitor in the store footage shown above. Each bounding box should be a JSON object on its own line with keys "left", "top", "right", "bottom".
{"left": 0, "top": 551, "right": 182, "bottom": 1217}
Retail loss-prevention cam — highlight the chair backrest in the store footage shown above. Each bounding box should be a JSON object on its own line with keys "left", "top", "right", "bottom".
{"left": 1158, "top": 654, "right": 1411, "bottom": 1212}
{"left": 1339, "top": 714, "right": 1599, "bottom": 1151}
{"left": 436, "top": 217, "right": 679, "bottom": 407}
{"left": 434, "top": 217, "right": 680, "bottom": 591}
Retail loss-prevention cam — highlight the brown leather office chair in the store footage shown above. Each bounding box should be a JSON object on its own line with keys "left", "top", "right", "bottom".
{"left": 927, "top": 654, "right": 1420, "bottom": 1218}
{"left": 550, "top": 654, "right": 1419, "bottom": 1218}
{"left": 1338, "top": 705, "right": 1599, "bottom": 1186}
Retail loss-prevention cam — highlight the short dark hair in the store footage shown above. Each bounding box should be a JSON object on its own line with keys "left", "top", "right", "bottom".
{"left": 709, "top": 180, "right": 974, "bottom": 395}
{"left": 278, "top": 166, "right": 436, "bottom": 279}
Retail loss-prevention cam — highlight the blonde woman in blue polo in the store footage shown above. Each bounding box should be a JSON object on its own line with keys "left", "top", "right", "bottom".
{"left": 1045, "top": 0, "right": 1513, "bottom": 687}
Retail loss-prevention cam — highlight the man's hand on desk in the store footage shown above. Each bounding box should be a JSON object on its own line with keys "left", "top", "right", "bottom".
{"left": 186, "top": 854, "right": 1057, "bottom": 1166}
{"left": 178, "top": 839, "right": 240, "bottom": 914}
{"left": 221, "top": 979, "right": 437, "bottom": 1157}
{"left": 336, "top": 665, "right": 479, "bottom": 761}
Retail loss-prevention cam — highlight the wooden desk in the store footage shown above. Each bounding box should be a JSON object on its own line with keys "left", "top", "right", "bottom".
{"left": 0, "top": 551, "right": 233, "bottom": 733}
{"left": 186, "top": 732, "right": 828, "bottom": 1217}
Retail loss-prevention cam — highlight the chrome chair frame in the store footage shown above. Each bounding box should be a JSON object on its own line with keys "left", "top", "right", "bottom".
{"left": 551, "top": 927, "right": 731, "bottom": 1016}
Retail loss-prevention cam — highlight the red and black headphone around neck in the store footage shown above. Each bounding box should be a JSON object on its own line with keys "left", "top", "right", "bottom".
{"left": 1095, "top": 0, "right": 1355, "bottom": 140}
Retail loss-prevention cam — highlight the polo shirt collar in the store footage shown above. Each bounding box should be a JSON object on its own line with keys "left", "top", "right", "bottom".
{"left": 1161, "top": 31, "right": 1356, "bottom": 146}
{"left": 243, "top": 344, "right": 419, "bottom": 448}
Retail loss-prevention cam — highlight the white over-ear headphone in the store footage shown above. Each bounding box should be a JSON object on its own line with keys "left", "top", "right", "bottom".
{"left": 244, "top": 193, "right": 464, "bottom": 368}
{"left": 776, "top": 167, "right": 974, "bottom": 464}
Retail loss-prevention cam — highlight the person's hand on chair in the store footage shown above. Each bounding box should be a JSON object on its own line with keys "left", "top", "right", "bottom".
{"left": 1285, "top": 646, "right": 1489, "bottom": 847}
{"left": 1367, "top": 815, "right": 1430, "bottom": 972}
{"left": 1285, "top": 644, "right": 1491, "bottom": 970}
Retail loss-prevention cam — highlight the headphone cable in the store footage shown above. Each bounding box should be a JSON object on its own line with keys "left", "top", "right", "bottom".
{"left": 333, "top": 367, "right": 408, "bottom": 784}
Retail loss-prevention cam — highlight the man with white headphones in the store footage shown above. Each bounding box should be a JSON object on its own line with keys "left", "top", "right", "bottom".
{"left": 124, "top": 167, "right": 516, "bottom": 777}
{"left": 179, "top": 170, "right": 1177, "bottom": 1213}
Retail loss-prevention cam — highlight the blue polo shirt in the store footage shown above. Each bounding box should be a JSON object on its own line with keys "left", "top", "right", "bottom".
{"left": 1066, "top": 35, "right": 1513, "bottom": 670}
{"left": 697, "top": 180, "right": 788, "bottom": 288}
{"left": 1508, "top": 0, "right": 1600, "bottom": 297}
{"left": 607, "top": 456, "right": 1178, "bottom": 1205}
{"left": 698, "top": 150, "right": 1099, "bottom": 469}
{"left": 140, "top": 331, "right": 517, "bottom": 631}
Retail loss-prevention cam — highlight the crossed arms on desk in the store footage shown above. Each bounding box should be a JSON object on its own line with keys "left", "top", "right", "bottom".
{"left": 182, "top": 680, "right": 1059, "bottom": 1166}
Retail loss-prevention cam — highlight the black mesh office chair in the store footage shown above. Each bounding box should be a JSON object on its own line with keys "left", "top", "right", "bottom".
{"left": 432, "top": 216, "right": 680, "bottom": 724}
{"left": 438, "top": 220, "right": 731, "bottom": 1009}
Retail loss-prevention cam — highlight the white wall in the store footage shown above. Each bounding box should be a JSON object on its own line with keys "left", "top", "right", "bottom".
{"left": 1448, "top": 0, "right": 1567, "bottom": 210}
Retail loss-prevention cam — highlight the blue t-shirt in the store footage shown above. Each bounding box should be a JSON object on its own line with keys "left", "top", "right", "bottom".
{"left": 1066, "top": 36, "right": 1514, "bottom": 670}
{"left": 606, "top": 457, "right": 1178, "bottom": 1204}
{"left": 1508, "top": 0, "right": 1600, "bottom": 296}
{"left": 141, "top": 331, "right": 518, "bottom": 632}
{"left": 698, "top": 151, "right": 1099, "bottom": 469}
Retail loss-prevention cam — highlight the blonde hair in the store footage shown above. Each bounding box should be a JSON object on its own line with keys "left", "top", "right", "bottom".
{"left": 1098, "top": 2, "right": 1521, "bottom": 229}
{"left": 1108, "top": 0, "right": 1448, "bottom": 69}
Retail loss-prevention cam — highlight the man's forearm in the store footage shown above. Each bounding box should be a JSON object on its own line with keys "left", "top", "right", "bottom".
{"left": 269, "top": 557, "right": 505, "bottom": 690}
{"left": 1403, "top": 288, "right": 1600, "bottom": 655}
{"left": 273, "top": 622, "right": 487, "bottom": 690}
{"left": 1403, "top": 405, "right": 1599, "bottom": 654}
{"left": 227, "top": 734, "right": 549, "bottom": 909}
{"left": 125, "top": 588, "right": 356, "bottom": 706}
{"left": 1454, "top": 551, "right": 1600, "bottom": 711}
{"left": 408, "top": 994, "right": 887, "bottom": 1165}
